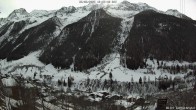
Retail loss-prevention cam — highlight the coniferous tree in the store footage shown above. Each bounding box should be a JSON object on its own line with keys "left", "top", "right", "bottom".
{"left": 33, "top": 72, "right": 36, "bottom": 79}
{"left": 139, "top": 77, "right": 142, "bottom": 84}
{"left": 63, "top": 80, "right": 66, "bottom": 86}
{"left": 58, "top": 79, "right": 62, "bottom": 86}
{"left": 86, "top": 77, "right": 90, "bottom": 87}
{"left": 176, "top": 65, "right": 180, "bottom": 73}
{"left": 109, "top": 72, "right": 113, "bottom": 79}
{"left": 157, "top": 60, "right": 159, "bottom": 66}
{"left": 109, "top": 72, "right": 113, "bottom": 87}
{"left": 68, "top": 77, "right": 72, "bottom": 88}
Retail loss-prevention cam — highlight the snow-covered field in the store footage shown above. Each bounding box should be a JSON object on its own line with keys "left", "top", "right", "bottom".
{"left": 0, "top": 51, "right": 193, "bottom": 86}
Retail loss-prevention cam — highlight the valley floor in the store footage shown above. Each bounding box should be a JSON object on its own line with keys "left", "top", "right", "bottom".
{"left": 0, "top": 51, "right": 196, "bottom": 110}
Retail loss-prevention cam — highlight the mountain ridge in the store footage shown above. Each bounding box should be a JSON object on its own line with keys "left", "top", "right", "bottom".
{"left": 0, "top": 1, "right": 191, "bottom": 23}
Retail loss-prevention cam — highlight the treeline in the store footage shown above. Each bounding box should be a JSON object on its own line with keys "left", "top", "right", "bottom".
{"left": 159, "top": 64, "right": 196, "bottom": 74}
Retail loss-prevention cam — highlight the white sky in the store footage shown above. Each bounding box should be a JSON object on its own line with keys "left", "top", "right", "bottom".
{"left": 0, "top": 0, "right": 196, "bottom": 20}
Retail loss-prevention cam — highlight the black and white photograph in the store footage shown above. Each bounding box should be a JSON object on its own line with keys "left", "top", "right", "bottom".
{"left": 0, "top": 0, "right": 196, "bottom": 109}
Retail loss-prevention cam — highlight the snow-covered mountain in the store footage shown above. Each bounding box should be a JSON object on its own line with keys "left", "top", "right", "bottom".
{"left": 165, "top": 9, "right": 192, "bottom": 20}
{"left": 0, "top": 1, "right": 195, "bottom": 70}
{"left": 7, "top": 8, "right": 29, "bottom": 21}
{"left": 108, "top": 1, "right": 155, "bottom": 11}
{"left": 30, "top": 10, "right": 54, "bottom": 17}
{"left": 0, "top": 1, "right": 189, "bottom": 25}
{"left": 55, "top": 6, "right": 76, "bottom": 17}
{"left": 0, "top": 0, "right": 195, "bottom": 76}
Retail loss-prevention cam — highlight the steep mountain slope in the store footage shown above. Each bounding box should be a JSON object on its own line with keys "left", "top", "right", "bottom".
{"left": 39, "top": 9, "right": 122, "bottom": 70}
{"left": 0, "top": 18, "right": 8, "bottom": 26}
{"left": 0, "top": 16, "right": 62, "bottom": 60}
{"left": 0, "top": 20, "right": 26, "bottom": 50}
{"left": 123, "top": 10, "right": 196, "bottom": 69}
{"left": 0, "top": 22, "right": 14, "bottom": 37}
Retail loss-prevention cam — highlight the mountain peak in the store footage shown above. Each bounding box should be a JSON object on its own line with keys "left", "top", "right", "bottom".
{"left": 108, "top": 1, "right": 155, "bottom": 12}
{"left": 56, "top": 6, "right": 76, "bottom": 15}
{"left": 81, "top": 3, "right": 105, "bottom": 11}
{"left": 13, "top": 8, "right": 27, "bottom": 13}
{"left": 30, "top": 10, "right": 50, "bottom": 17}
{"left": 137, "top": 2, "right": 149, "bottom": 6}
{"left": 80, "top": 8, "right": 113, "bottom": 22}
{"left": 8, "top": 8, "right": 29, "bottom": 20}
{"left": 59, "top": 6, "right": 76, "bottom": 11}
{"left": 165, "top": 9, "right": 192, "bottom": 20}
{"left": 120, "top": 0, "right": 131, "bottom": 5}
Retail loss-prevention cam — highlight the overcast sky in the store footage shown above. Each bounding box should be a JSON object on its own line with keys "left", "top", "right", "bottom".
{"left": 0, "top": 0, "right": 196, "bottom": 20}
